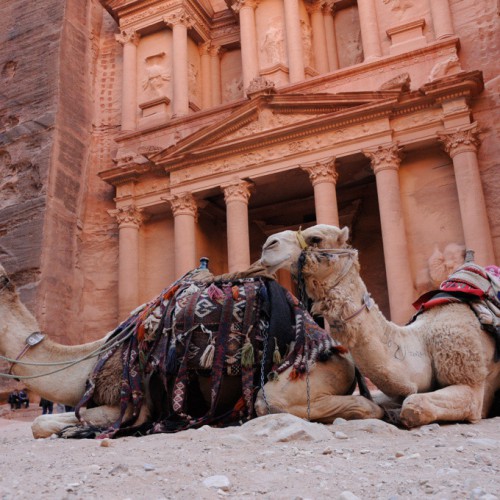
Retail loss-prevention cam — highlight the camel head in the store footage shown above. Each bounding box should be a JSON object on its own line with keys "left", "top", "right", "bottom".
{"left": 261, "top": 225, "right": 351, "bottom": 274}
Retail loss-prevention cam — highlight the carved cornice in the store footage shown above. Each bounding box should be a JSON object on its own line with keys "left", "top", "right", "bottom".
{"left": 363, "top": 143, "right": 404, "bottom": 174}
{"left": 437, "top": 122, "right": 481, "bottom": 158}
{"left": 300, "top": 157, "right": 338, "bottom": 186}
{"left": 167, "top": 192, "right": 198, "bottom": 217}
{"left": 115, "top": 30, "right": 140, "bottom": 46}
{"left": 109, "top": 205, "right": 145, "bottom": 228}
{"left": 246, "top": 77, "right": 276, "bottom": 98}
{"left": 222, "top": 180, "right": 254, "bottom": 204}
{"left": 306, "top": 0, "right": 326, "bottom": 15}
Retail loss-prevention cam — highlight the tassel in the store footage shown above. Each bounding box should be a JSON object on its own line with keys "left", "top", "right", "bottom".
{"left": 165, "top": 335, "right": 177, "bottom": 373}
{"left": 267, "top": 371, "right": 279, "bottom": 381}
{"left": 241, "top": 337, "right": 254, "bottom": 368}
{"left": 206, "top": 283, "right": 225, "bottom": 302}
{"left": 273, "top": 338, "right": 282, "bottom": 365}
{"left": 200, "top": 343, "right": 215, "bottom": 369}
{"left": 232, "top": 285, "right": 240, "bottom": 300}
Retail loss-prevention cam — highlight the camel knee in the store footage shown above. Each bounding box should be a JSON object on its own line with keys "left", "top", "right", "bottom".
{"left": 31, "top": 413, "right": 80, "bottom": 439}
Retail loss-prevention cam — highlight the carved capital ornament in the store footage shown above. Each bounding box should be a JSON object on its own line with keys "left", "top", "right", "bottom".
{"left": 363, "top": 143, "right": 404, "bottom": 174}
{"left": 109, "top": 206, "right": 144, "bottom": 228}
{"left": 301, "top": 157, "right": 338, "bottom": 186}
{"left": 437, "top": 122, "right": 481, "bottom": 158}
{"left": 222, "top": 180, "right": 253, "bottom": 204}
{"left": 167, "top": 192, "right": 198, "bottom": 218}
{"left": 115, "top": 30, "right": 140, "bottom": 46}
{"left": 164, "top": 9, "right": 194, "bottom": 28}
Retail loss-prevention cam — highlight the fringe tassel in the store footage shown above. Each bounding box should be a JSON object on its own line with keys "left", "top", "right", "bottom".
{"left": 241, "top": 337, "right": 254, "bottom": 368}
{"left": 232, "top": 285, "right": 240, "bottom": 300}
{"left": 200, "top": 343, "right": 215, "bottom": 369}
{"left": 273, "top": 338, "right": 282, "bottom": 365}
{"left": 206, "top": 283, "right": 225, "bottom": 302}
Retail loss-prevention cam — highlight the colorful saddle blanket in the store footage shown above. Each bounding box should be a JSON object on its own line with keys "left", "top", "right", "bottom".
{"left": 412, "top": 263, "right": 500, "bottom": 360}
{"left": 76, "top": 270, "right": 345, "bottom": 437}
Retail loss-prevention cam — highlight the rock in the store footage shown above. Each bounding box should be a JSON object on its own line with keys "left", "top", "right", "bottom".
{"left": 202, "top": 475, "right": 231, "bottom": 491}
{"left": 242, "top": 414, "right": 332, "bottom": 442}
{"left": 467, "top": 438, "right": 499, "bottom": 449}
{"left": 332, "top": 418, "right": 402, "bottom": 435}
{"left": 334, "top": 431, "right": 349, "bottom": 440}
{"left": 99, "top": 438, "right": 111, "bottom": 447}
{"left": 338, "top": 491, "right": 361, "bottom": 500}
{"left": 143, "top": 464, "right": 155, "bottom": 471}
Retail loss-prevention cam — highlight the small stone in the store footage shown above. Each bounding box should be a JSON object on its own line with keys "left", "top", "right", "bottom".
{"left": 338, "top": 491, "right": 360, "bottom": 500}
{"left": 99, "top": 439, "right": 111, "bottom": 447}
{"left": 203, "top": 475, "right": 231, "bottom": 491}
{"left": 359, "top": 449, "right": 370, "bottom": 454}
{"left": 143, "top": 463, "right": 155, "bottom": 471}
{"left": 456, "top": 446, "right": 464, "bottom": 452}
{"left": 322, "top": 447, "right": 333, "bottom": 455}
{"left": 334, "top": 431, "right": 348, "bottom": 440}
{"left": 395, "top": 451, "right": 405, "bottom": 458}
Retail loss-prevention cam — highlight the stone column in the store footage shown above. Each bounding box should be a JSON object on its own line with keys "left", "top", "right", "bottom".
{"left": 109, "top": 206, "right": 144, "bottom": 320}
{"left": 301, "top": 157, "right": 339, "bottom": 225}
{"left": 164, "top": 10, "right": 193, "bottom": 117}
{"left": 430, "top": 0, "right": 454, "bottom": 39}
{"left": 307, "top": 1, "right": 329, "bottom": 74}
{"left": 283, "top": 0, "right": 306, "bottom": 82}
{"left": 357, "top": 0, "right": 382, "bottom": 62}
{"left": 115, "top": 30, "right": 139, "bottom": 132}
{"left": 232, "top": 0, "right": 260, "bottom": 92}
{"left": 363, "top": 143, "right": 414, "bottom": 324}
{"left": 323, "top": 1, "right": 339, "bottom": 71}
{"left": 210, "top": 45, "right": 223, "bottom": 106}
{"left": 199, "top": 42, "right": 212, "bottom": 109}
{"left": 438, "top": 123, "right": 495, "bottom": 266}
{"left": 222, "top": 180, "right": 253, "bottom": 272}
{"left": 168, "top": 193, "right": 198, "bottom": 278}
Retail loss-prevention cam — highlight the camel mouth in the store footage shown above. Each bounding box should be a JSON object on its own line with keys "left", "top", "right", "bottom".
{"left": 261, "top": 253, "right": 293, "bottom": 273}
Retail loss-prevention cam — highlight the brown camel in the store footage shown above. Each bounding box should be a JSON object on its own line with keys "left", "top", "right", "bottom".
{"left": 0, "top": 261, "right": 383, "bottom": 438}
{"left": 260, "top": 224, "right": 500, "bottom": 427}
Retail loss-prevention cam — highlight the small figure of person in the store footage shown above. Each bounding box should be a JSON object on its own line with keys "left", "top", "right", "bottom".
{"left": 18, "top": 389, "right": 29, "bottom": 408}
{"left": 8, "top": 389, "right": 20, "bottom": 410}
{"left": 39, "top": 398, "right": 53, "bottom": 415}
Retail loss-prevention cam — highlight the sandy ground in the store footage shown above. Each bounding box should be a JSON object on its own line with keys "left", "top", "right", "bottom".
{"left": 0, "top": 405, "right": 498, "bottom": 500}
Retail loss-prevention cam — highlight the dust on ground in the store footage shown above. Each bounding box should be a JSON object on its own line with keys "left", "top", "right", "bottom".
{"left": 0, "top": 404, "right": 498, "bottom": 500}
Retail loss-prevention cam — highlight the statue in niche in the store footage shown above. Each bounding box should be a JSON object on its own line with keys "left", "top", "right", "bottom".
{"left": 142, "top": 53, "right": 170, "bottom": 99}
{"left": 262, "top": 24, "right": 285, "bottom": 66}
{"left": 300, "top": 20, "right": 312, "bottom": 67}
{"left": 223, "top": 77, "right": 243, "bottom": 102}
{"left": 188, "top": 63, "right": 200, "bottom": 103}
{"left": 416, "top": 242, "right": 466, "bottom": 294}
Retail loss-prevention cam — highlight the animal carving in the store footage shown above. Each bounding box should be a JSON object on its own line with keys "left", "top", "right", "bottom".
{"left": 0, "top": 261, "right": 383, "bottom": 439}
{"left": 260, "top": 225, "right": 500, "bottom": 428}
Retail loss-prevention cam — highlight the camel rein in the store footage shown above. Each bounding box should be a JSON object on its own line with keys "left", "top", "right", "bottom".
{"left": 0, "top": 323, "right": 135, "bottom": 380}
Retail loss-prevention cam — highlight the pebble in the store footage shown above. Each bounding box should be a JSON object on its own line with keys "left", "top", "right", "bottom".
{"left": 202, "top": 475, "right": 231, "bottom": 491}
{"left": 99, "top": 438, "right": 111, "bottom": 447}
{"left": 143, "top": 463, "right": 155, "bottom": 471}
{"left": 334, "top": 431, "right": 348, "bottom": 440}
{"left": 338, "top": 491, "right": 360, "bottom": 500}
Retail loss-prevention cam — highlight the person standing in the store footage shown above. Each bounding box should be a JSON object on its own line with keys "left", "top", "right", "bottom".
{"left": 39, "top": 398, "right": 53, "bottom": 415}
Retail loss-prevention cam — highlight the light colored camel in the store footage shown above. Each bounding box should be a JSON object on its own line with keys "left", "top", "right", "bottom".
{"left": 0, "top": 262, "right": 383, "bottom": 438}
{"left": 260, "top": 224, "right": 500, "bottom": 427}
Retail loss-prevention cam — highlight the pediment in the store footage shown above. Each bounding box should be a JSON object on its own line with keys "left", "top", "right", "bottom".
{"left": 150, "top": 91, "right": 401, "bottom": 167}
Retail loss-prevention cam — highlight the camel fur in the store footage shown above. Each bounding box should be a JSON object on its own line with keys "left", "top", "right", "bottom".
{"left": 0, "top": 262, "right": 383, "bottom": 438}
{"left": 260, "top": 224, "right": 500, "bottom": 428}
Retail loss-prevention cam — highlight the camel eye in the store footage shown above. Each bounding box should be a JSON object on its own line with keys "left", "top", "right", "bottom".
{"left": 309, "top": 236, "right": 322, "bottom": 246}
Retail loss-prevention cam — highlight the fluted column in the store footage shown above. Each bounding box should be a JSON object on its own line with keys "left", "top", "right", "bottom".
{"left": 323, "top": 1, "right": 339, "bottom": 71}
{"left": 307, "top": 1, "right": 329, "bottom": 74}
{"left": 283, "top": 0, "right": 305, "bottom": 82}
{"left": 222, "top": 180, "right": 253, "bottom": 272}
{"left": 438, "top": 123, "right": 494, "bottom": 266}
{"left": 430, "top": 0, "right": 454, "bottom": 39}
{"left": 357, "top": 0, "right": 382, "bottom": 62}
{"left": 363, "top": 144, "right": 414, "bottom": 324}
{"left": 301, "top": 157, "right": 339, "bottom": 225}
{"left": 115, "top": 31, "right": 139, "bottom": 131}
{"left": 199, "top": 42, "right": 212, "bottom": 109}
{"left": 210, "top": 45, "right": 223, "bottom": 106}
{"left": 232, "top": 0, "right": 260, "bottom": 92}
{"left": 109, "top": 206, "right": 144, "bottom": 320}
{"left": 164, "top": 10, "right": 193, "bottom": 117}
{"left": 168, "top": 193, "right": 198, "bottom": 278}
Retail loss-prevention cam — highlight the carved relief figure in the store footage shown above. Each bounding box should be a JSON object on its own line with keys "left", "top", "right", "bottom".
{"left": 300, "top": 20, "right": 312, "bottom": 67}
{"left": 223, "top": 77, "right": 243, "bottom": 102}
{"left": 142, "top": 54, "right": 170, "bottom": 98}
{"left": 261, "top": 24, "right": 285, "bottom": 66}
{"left": 188, "top": 62, "right": 201, "bottom": 105}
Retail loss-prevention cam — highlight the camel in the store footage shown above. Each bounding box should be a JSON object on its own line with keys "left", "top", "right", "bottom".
{"left": 260, "top": 224, "right": 500, "bottom": 428}
{"left": 0, "top": 261, "right": 383, "bottom": 438}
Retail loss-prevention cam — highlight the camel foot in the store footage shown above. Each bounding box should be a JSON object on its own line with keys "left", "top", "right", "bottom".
{"left": 383, "top": 408, "right": 403, "bottom": 427}
{"left": 58, "top": 424, "right": 103, "bottom": 439}
{"left": 399, "top": 405, "right": 424, "bottom": 429}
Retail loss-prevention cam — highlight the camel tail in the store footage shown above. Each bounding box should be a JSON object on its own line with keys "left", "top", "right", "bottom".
{"left": 355, "top": 367, "right": 373, "bottom": 401}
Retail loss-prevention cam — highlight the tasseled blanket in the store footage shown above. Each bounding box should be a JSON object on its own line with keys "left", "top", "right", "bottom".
{"left": 75, "top": 272, "right": 345, "bottom": 438}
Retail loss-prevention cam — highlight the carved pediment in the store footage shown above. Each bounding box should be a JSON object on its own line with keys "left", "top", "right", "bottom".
{"left": 150, "top": 91, "right": 400, "bottom": 167}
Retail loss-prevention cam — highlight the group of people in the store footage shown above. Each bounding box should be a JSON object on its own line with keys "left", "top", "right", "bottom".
{"left": 7, "top": 389, "right": 29, "bottom": 410}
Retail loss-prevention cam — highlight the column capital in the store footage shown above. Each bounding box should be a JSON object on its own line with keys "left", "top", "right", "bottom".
{"left": 109, "top": 206, "right": 144, "bottom": 228}
{"left": 222, "top": 180, "right": 254, "bottom": 204}
{"left": 363, "top": 143, "right": 404, "bottom": 174}
{"left": 164, "top": 9, "right": 194, "bottom": 28}
{"left": 199, "top": 41, "right": 212, "bottom": 56}
{"left": 306, "top": 0, "right": 325, "bottom": 15}
{"left": 437, "top": 122, "right": 481, "bottom": 158}
{"left": 167, "top": 192, "right": 198, "bottom": 218}
{"left": 300, "top": 157, "right": 338, "bottom": 186}
{"left": 322, "top": 0, "right": 336, "bottom": 13}
{"left": 115, "top": 30, "right": 140, "bottom": 46}
{"left": 209, "top": 44, "right": 223, "bottom": 57}
{"left": 232, "top": 0, "right": 260, "bottom": 14}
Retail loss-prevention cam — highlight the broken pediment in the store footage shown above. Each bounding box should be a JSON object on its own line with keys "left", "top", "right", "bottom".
{"left": 149, "top": 91, "right": 401, "bottom": 167}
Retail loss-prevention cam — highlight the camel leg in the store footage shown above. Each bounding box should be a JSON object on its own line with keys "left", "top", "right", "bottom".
{"left": 400, "top": 384, "right": 484, "bottom": 428}
{"left": 256, "top": 393, "right": 385, "bottom": 422}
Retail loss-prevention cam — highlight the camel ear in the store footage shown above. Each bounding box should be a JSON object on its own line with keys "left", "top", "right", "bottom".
{"left": 338, "top": 227, "right": 349, "bottom": 246}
